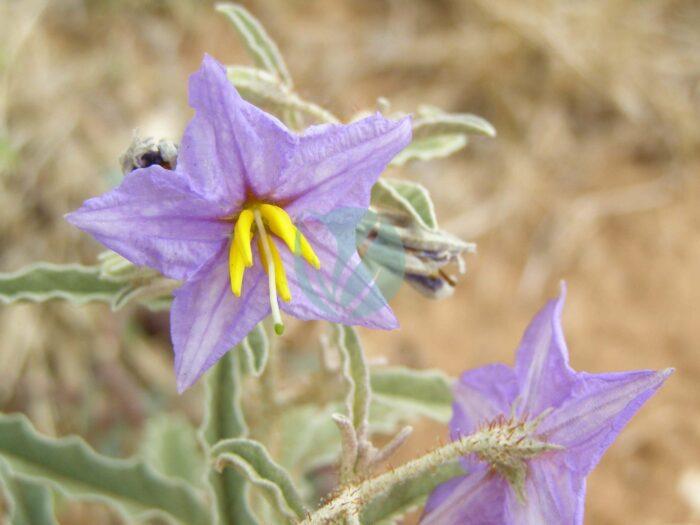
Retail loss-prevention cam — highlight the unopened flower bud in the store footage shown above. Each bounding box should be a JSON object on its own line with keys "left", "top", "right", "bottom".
{"left": 358, "top": 212, "right": 475, "bottom": 299}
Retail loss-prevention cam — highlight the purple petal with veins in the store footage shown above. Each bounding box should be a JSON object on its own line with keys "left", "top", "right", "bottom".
{"left": 66, "top": 54, "right": 412, "bottom": 390}
{"left": 422, "top": 285, "right": 671, "bottom": 525}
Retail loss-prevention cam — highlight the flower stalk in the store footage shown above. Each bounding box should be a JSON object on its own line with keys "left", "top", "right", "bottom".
{"left": 300, "top": 426, "right": 560, "bottom": 524}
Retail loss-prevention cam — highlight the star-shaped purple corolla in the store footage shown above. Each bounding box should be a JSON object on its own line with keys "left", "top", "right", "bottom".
{"left": 66, "top": 55, "right": 412, "bottom": 392}
{"left": 421, "top": 284, "right": 671, "bottom": 525}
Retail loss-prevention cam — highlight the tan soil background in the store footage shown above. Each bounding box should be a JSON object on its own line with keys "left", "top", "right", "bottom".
{"left": 1, "top": 0, "right": 699, "bottom": 523}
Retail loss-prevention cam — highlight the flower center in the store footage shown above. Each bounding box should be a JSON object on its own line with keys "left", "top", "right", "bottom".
{"left": 229, "top": 203, "right": 321, "bottom": 333}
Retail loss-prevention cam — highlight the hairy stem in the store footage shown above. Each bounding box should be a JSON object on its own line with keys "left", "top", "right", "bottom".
{"left": 300, "top": 437, "right": 471, "bottom": 524}
{"left": 300, "top": 427, "right": 559, "bottom": 524}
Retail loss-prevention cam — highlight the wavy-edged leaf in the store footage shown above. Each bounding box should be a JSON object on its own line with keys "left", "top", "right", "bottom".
{"left": 98, "top": 251, "right": 175, "bottom": 310}
{"left": 370, "top": 367, "right": 453, "bottom": 423}
{"left": 98, "top": 251, "right": 142, "bottom": 281}
{"left": 213, "top": 438, "right": 307, "bottom": 522}
{"left": 0, "top": 413, "right": 209, "bottom": 525}
{"left": 371, "top": 179, "right": 437, "bottom": 229}
{"left": 216, "top": 3, "right": 292, "bottom": 86}
{"left": 333, "top": 325, "right": 370, "bottom": 437}
{"left": 392, "top": 106, "right": 495, "bottom": 165}
{"left": 202, "top": 351, "right": 248, "bottom": 444}
{"left": 413, "top": 112, "right": 496, "bottom": 139}
{"left": 227, "top": 66, "right": 338, "bottom": 124}
{"left": 0, "top": 462, "right": 57, "bottom": 525}
{"left": 0, "top": 263, "right": 128, "bottom": 305}
{"left": 140, "top": 414, "right": 204, "bottom": 487}
{"left": 110, "top": 277, "right": 178, "bottom": 311}
{"left": 238, "top": 324, "right": 269, "bottom": 377}
{"left": 360, "top": 461, "right": 464, "bottom": 524}
{"left": 391, "top": 134, "right": 467, "bottom": 166}
{"left": 200, "top": 352, "right": 257, "bottom": 525}
{"left": 227, "top": 65, "right": 285, "bottom": 104}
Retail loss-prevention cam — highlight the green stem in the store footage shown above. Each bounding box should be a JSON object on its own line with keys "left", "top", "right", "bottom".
{"left": 300, "top": 435, "right": 477, "bottom": 524}
{"left": 201, "top": 352, "right": 256, "bottom": 525}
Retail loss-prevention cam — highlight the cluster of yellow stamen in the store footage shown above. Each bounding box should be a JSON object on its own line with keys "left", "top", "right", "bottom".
{"left": 229, "top": 203, "right": 320, "bottom": 333}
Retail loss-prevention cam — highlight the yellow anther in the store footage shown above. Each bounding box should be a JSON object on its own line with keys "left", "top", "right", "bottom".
{"left": 228, "top": 203, "right": 321, "bottom": 306}
{"left": 259, "top": 204, "right": 321, "bottom": 269}
{"left": 229, "top": 242, "right": 247, "bottom": 296}
{"left": 257, "top": 237, "right": 291, "bottom": 302}
{"left": 233, "top": 209, "right": 255, "bottom": 267}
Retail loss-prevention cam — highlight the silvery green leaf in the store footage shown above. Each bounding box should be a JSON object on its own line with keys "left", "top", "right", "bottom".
{"left": 413, "top": 111, "right": 496, "bottom": 139}
{"left": 140, "top": 414, "right": 204, "bottom": 487}
{"left": 392, "top": 106, "right": 495, "bottom": 165}
{"left": 332, "top": 325, "right": 370, "bottom": 438}
{"left": 227, "top": 65, "right": 281, "bottom": 101}
{"left": 371, "top": 179, "right": 437, "bottom": 229}
{"left": 0, "top": 463, "right": 57, "bottom": 525}
{"left": 98, "top": 251, "right": 148, "bottom": 282}
{"left": 0, "top": 263, "right": 129, "bottom": 305}
{"left": 370, "top": 367, "right": 453, "bottom": 423}
{"left": 367, "top": 401, "right": 414, "bottom": 435}
{"left": 0, "top": 413, "right": 210, "bottom": 525}
{"left": 249, "top": 492, "right": 281, "bottom": 525}
{"left": 359, "top": 461, "right": 464, "bottom": 524}
{"left": 202, "top": 351, "right": 248, "bottom": 446}
{"left": 278, "top": 401, "right": 412, "bottom": 477}
{"left": 200, "top": 352, "right": 257, "bottom": 525}
{"left": 391, "top": 134, "right": 467, "bottom": 166}
{"left": 227, "top": 66, "right": 338, "bottom": 124}
{"left": 141, "top": 295, "right": 173, "bottom": 312}
{"left": 109, "top": 277, "right": 178, "bottom": 311}
{"left": 213, "top": 438, "right": 308, "bottom": 522}
{"left": 415, "top": 104, "right": 444, "bottom": 117}
{"left": 238, "top": 324, "right": 269, "bottom": 377}
{"left": 98, "top": 251, "right": 175, "bottom": 310}
{"left": 278, "top": 405, "right": 340, "bottom": 474}
{"left": 216, "top": 3, "right": 292, "bottom": 86}
{"left": 109, "top": 283, "right": 143, "bottom": 310}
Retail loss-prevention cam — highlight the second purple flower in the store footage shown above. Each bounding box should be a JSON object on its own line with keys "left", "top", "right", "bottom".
{"left": 421, "top": 284, "right": 671, "bottom": 524}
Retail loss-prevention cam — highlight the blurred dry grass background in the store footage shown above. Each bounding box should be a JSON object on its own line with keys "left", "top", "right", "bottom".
{"left": 1, "top": 0, "right": 699, "bottom": 523}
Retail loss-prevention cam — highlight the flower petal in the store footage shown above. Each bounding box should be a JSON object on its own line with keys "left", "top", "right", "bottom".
{"left": 452, "top": 364, "right": 519, "bottom": 438}
{"left": 171, "top": 245, "right": 269, "bottom": 392}
{"left": 538, "top": 368, "right": 672, "bottom": 475}
{"left": 65, "top": 165, "right": 229, "bottom": 281}
{"left": 421, "top": 467, "right": 509, "bottom": 525}
{"left": 507, "top": 458, "right": 585, "bottom": 525}
{"left": 515, "top": 283, "right": 578, "bottom": 417}
{"left": 278, "top": 114, "right": 412, "bottom": 220}
{"left": 279, "top": 214, "right": 398, "bottom": 330}
{"left": 178, "top": 54, "right": 295, "bottom": 207}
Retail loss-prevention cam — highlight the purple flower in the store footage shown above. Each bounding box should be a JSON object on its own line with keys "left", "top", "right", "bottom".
{"left": 422, "top": 284, "right": 671, "bottom": 525}
{"left": 66, "top": 55, "right": 412, "bottom": 392}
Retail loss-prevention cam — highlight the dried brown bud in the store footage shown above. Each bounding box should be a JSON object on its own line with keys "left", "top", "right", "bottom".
{"left": 119, "top": 134, "right": 178, "bottom": 175}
